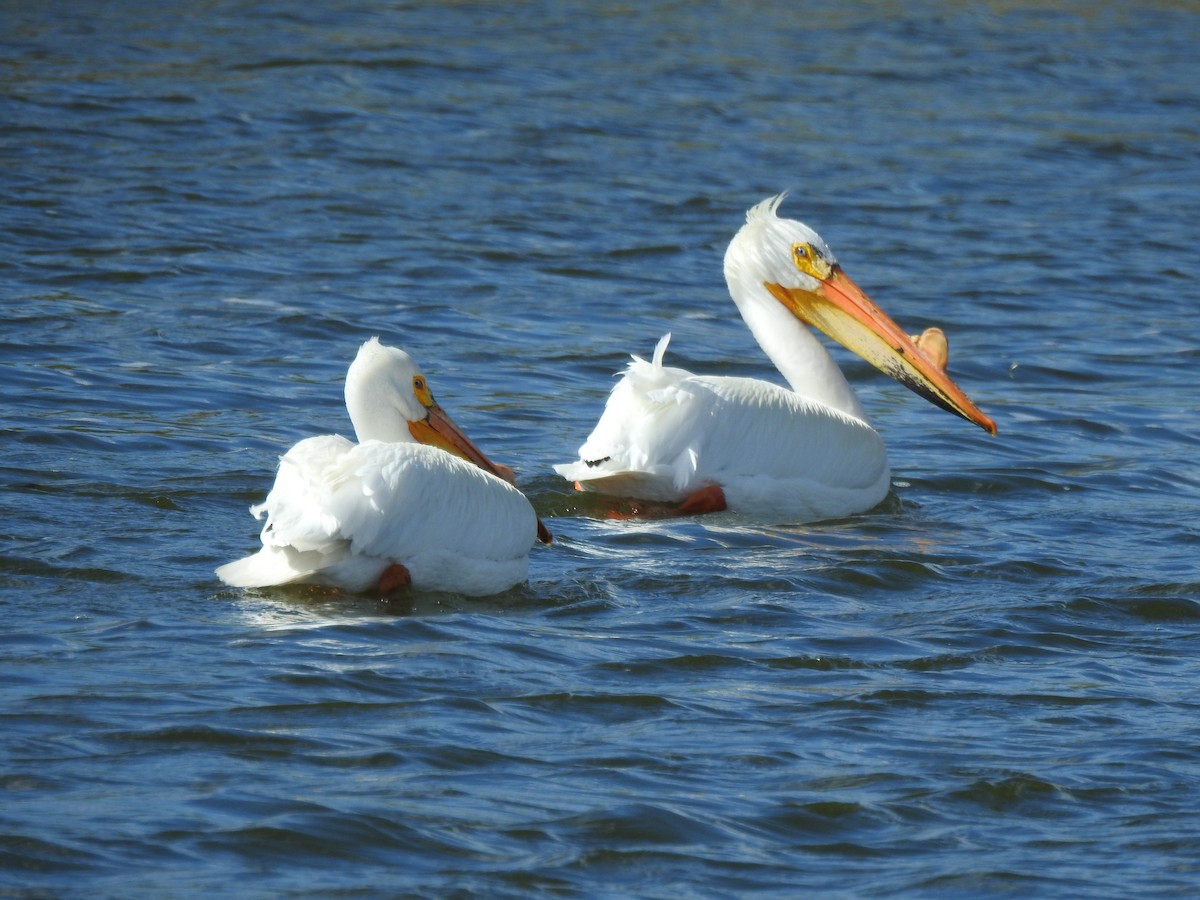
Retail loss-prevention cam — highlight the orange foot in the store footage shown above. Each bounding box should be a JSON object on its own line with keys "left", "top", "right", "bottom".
{"left": 596, "top": 485, "right": 727, "bottom": 520}
{"left": 378, "top": 562, "right": 412, "bottom": 596}
{"left": 674, "top": 484, "right": 727, "bottom": 516}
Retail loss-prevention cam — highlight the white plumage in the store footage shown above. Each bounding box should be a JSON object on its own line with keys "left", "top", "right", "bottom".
{"left": 218, "top": 338, "right": 547, "bottom": 596}
{"left": 556, "top": 194, "right": 994, "bottom": 521}
{"left": 556, "top": 334, "right": 888, "bottom": 520}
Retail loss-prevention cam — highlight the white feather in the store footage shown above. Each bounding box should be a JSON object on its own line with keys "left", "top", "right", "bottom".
{"left": 555, "top": 337, "right": 889, "bottom": 520}
{"left": 555, "top": 193, "right": 913, "bottom": 522}
{"left": 219, "top": 339, "right": 541, "bottom": 596}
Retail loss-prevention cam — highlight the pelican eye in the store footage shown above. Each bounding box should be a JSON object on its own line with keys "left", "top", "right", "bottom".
{"left": 412, "top": 375, "right": 434, "bottom": 407}
{"left": 792, "top": 242, "right": 831, "bottom": 279}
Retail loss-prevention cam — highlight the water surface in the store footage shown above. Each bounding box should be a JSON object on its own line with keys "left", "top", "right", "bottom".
{"left": 3, "top": 1, "right": 1199, "bottom": 896}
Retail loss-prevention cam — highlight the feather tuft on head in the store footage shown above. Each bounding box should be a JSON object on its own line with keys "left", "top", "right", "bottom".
{"left": 745, "top": 191, "right": 789, "bottom": 225}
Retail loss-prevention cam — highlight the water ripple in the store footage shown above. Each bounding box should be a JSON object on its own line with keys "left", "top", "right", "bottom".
{"left": 3, "top": 1, "right": 1200, "bottom": 896}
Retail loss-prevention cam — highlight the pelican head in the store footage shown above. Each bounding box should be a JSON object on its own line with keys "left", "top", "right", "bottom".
{"left": 346, "top": 338, "right": 552, "bottom": 542}
{"left": 346, "top": 336, "right": 513, "bottom": 467}
{"left": 725, "top": 194, "right": 996, "bottom": 435}
{"left": 345, "top": 338, "right": 433, "bottom": 442}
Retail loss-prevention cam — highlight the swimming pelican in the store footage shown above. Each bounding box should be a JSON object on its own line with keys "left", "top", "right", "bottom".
{"left": 218, "top": 337, "right": 551, "bottom": 596}
{"left": 555, "top": 194, "right": 995, "bottom": 521}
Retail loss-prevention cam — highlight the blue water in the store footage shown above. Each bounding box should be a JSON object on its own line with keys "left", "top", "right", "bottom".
{"left": 4, "top": 1, "right": 1200, "bottom": 895}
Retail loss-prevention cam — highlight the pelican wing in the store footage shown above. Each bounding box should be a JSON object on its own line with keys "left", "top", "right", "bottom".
{"left": 341, "top": 440, "right": 537, "bottom": 564}
{"left": 563, "top": 337, "right": 709, "bottom": 494}
{"left": 221, "top": 439, "right": 538, "bottom": 594}
{"left": 253, "top": 434, "right": 359, "bottom": 554}
{"left": 555, "top": 338, "right": 890, "bottom": 519}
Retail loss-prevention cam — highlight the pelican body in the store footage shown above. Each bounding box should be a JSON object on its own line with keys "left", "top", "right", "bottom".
{"left": 218, "top": 338, "right": 550, "bottom": 596}
{"left": 555, "top": 195, "right": 995, "bottom": 521}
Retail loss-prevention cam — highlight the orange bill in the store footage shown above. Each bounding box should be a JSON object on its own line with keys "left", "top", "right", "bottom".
{"left": 765, "top": 268, "right": 997, "bottom": 435}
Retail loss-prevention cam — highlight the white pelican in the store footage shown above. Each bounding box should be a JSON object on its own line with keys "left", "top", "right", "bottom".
{"left": 218, "top": 337, "right": 551, "bottom": 597}
{"left": 555, "top": 194, "right": 996, "bottom": 521}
